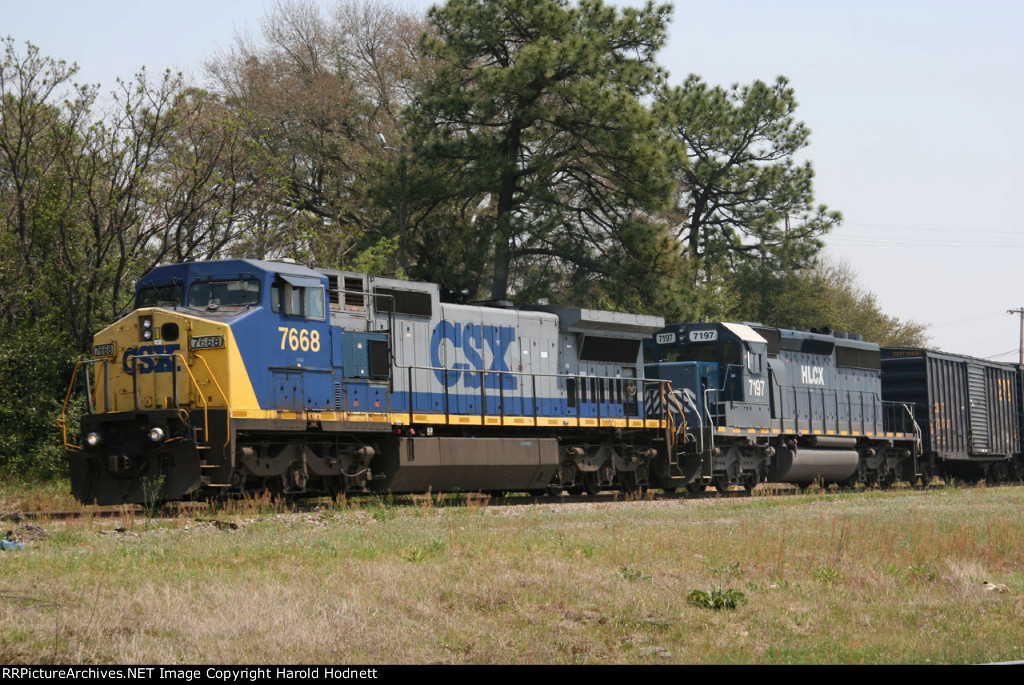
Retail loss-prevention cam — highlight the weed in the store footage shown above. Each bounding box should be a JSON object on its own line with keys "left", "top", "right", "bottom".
{"left": 402, "top": 547, "right": 427, "bottom": 562}
{"left": 140, "top": 474, "right": 166, "bottom": 520}
{"left": 710, "top": 560, "right": 742, "bottom": 578}
{"left": 411, "top": 489, "right": 435, "bottom": 508}
{"left": 402, "top": 537, "right": 447, "bottom": 562}
{"left": 427, "top": 537, "right": 447, "bottom": 555}
{"left": 688, "top": 586, "right": 747, "bottom": 610}
{"left": 804, "top": 478, "right": 826, "bottom": 495}
{"left": 369, "top": 504, "right": 398, "bottom": 523}
{"left": 813, "top": 566, "right": 840, "bottom": 583}
{"left": 906, "top": 564, "right": 940, "bottom": 583}
{"left": 617, "top": 565, "right": 650, "bottom": 582}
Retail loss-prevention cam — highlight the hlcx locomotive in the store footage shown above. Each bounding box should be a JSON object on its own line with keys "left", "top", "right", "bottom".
{"left": 61, "top": 259, "right": 1021, "bottom": 505}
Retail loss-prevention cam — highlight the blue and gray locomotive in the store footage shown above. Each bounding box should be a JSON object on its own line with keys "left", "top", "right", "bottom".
{"left": 644, "top": 322, "right": 920, "bottom": 491}
{"left": 62, "top": 259, "right": 671, "bottom": 504}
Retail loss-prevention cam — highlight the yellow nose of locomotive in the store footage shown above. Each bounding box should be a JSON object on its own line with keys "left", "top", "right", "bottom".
{"left": 89, "top": 309, "right": 232, "bottom": 414}
{"left": 65, "top": 307, "right": 240, "bottom": 505}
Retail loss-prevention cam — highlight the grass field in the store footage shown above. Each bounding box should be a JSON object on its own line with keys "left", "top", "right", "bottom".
{"left": 1, "top": 483, "right": 1022, "bottom": 664}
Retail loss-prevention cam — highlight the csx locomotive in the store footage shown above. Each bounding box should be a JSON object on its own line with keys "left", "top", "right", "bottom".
{"left": 62, "top": 259, "right": 671, "bottom": 504}
{"left": 62, "top": 259, "right": 1022, "bottom": 505}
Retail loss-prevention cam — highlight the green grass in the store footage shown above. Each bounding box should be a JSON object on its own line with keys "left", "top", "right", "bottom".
{"left": 1, "top": 486, "right": 1023, "bottom": 664}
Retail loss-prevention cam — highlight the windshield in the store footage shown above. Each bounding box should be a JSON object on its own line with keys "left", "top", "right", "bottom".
{"left": 137, "top": 282, "right": 184, "bottom": 308}
{"left": 189, "top": 279, "right": 261, "bottom": 308}
{"left": 662, "top": 342, "right": 741, "bottom": 365}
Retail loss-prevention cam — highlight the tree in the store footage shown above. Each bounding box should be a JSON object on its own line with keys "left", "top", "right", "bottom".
{"left": 0, "top": 40, "right": 280, "bottom": 475}
{"left": 407, "top": 0, "right": 678, "bottom": 306}
{"left": 0, "top": 38, "right": 93, "bottom": 333}
{"left": 205, "top": 0, "right": 433, "bottom": 268}
{"left": 0, "top": 38, "right": 96, "bottom": 477}
{"left": 656, "top": 75, "right": 841, "bottom": 283}
{"left": 727, "top": 257, "right": 928, "bottom": 347}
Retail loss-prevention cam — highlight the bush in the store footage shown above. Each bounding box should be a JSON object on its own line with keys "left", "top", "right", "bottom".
{"left": 0, "top": 325, "right": 83, "bottom": 478}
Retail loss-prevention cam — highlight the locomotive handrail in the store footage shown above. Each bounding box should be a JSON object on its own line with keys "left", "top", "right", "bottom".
{"left": 658, "top": 380, "right": 691, "bottom": 460}
{"left": 59, "top": 358, "right": 110, "bottom": 449}
{"left": 189, "top": 352, "right": 232, "bottom": 453}
{"left": 702, "top": 386, "right": 718, "bottom": 481}
{"left": 123, "top": 351, "right": 226, "bottom": 452}
{"left": 778, "top": 385, "right": 892, "bottom": 437}
{"left": 671, "top": 383, "right": 700, "bottom": 450}
{"left": 393, "top": 363, "right": 664, "bottom": 424}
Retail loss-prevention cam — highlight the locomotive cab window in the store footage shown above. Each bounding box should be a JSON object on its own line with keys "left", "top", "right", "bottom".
{"left": 662, "top": 342, "right": 741, "bottom": 366}
{"left": 272, "top": 278, "right": 326, "bottom": 320}
{"left": 189, "top": 279, "right": 260, "bottom": 308}
{"left": 137, "top": 282, "right": 185, "bottom": 308}
{"left": 747, "top": 351, "right": 763, "bottom": 374}
{"left": 663, "top": 342, "right": 716, "bottom": 363}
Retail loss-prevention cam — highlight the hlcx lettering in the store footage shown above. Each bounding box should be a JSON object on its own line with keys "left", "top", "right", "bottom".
{"left": 800, "top": 365, "right": 825, "bottom": 386}
{"left": 122, "top": 344, "right": 181, "bottom": 374}
{"left": 430, "top": 322, "right": 517, "bottom": 390}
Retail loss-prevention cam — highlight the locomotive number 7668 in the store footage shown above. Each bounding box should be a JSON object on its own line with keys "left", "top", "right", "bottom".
{"left": 278, "top": 327, "right": 321, "bottom": 352}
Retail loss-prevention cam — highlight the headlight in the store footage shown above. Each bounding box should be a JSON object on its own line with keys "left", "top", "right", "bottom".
{"left": 148, "top": 426, "right": 166, "bottom": 442}
{"left": 141, "top": 316, "right": 154, "bottom": 341}
{"left": 86, "top": 432, "right": 102, "bottom": 447}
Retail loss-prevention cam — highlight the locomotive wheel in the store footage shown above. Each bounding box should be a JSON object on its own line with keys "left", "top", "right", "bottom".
{"left": 619, "top": 471, "right": 645, "bottom": 497}
{"left": 713, "top": 476, "right": 731, "bottom": 493}
{"left": 260, "top": 476, "right": 292, "bottom": 503}
{"left": 741, "top": 473, "right": 759, "bottom": 492}
{"left": 325, "top": 476, "right": 346, "bottom": 499}
{"left": 686, "top": 481, "right": 706, "bottom": 495}
{"left": 581, "top": 471, "right": 601, "bottom": 496}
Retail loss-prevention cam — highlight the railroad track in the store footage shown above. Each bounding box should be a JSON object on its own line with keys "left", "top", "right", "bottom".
{"left": 8, "top": 482, "right": 956, "bottom": 522}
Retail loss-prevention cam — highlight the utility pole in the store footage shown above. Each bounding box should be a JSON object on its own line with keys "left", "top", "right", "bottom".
{"left": 1009, "top": 308, "right": 1024, "bottom": 364}
{"left": 375, "top": 132, "right": 409, "bottom": 272}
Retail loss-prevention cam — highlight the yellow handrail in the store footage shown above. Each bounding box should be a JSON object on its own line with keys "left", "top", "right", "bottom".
{"left": 59, "top": 361, "right": 85, "bottom": 450}
{"left": 189, "top": 352, "right": 232, "bottom": 452}
{"left": 59, "top": 358, "right": 108, "bottom": 450}
{"left": 59, "top": 352, "right": 231, "bottom": 454}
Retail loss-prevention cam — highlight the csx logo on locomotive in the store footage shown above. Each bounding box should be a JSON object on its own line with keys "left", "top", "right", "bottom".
{"left": 122, "top": 344, "right": 182, "bottom": 374}
{"left": 429, "top": 321, "right": 518, "bottom": 389}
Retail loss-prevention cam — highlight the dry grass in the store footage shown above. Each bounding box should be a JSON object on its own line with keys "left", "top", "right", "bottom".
{"left": 1, "top": 486, "right": 1023, "bottom": 664}
{"left": 0, "top": 477, "right": 78, "bottom": 513}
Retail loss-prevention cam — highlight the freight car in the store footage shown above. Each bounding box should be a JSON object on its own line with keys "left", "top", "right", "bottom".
{"left": 644, "top": 322, "right": 921, "bottom": 491}
{"left": 880, "top": 348, "right": 1024, "bottom": 483}
{"left": 61, "top": 259, "right": 672, "bottom": 505}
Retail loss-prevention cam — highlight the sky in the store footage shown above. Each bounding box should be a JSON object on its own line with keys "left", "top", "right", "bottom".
{"left": 5, "top": 0, "right": 1023, "bottom": 360}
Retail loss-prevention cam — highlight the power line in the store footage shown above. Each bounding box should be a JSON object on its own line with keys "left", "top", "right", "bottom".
{"left": 985, "top": 348, "right": 1019, "bottom": 361}
{"left": 842, "top": 222, "right": 1021, "bottom": 235}
{"left": 830, "top": 234, "right": 1024, "bottom": 245}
